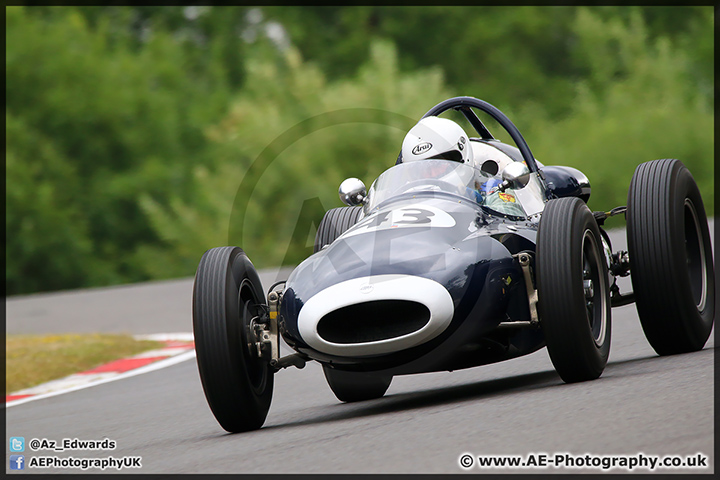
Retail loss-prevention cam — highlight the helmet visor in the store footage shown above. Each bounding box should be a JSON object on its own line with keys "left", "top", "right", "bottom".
{"left": 428, "top": 149, "right": 464, "bottom": 162}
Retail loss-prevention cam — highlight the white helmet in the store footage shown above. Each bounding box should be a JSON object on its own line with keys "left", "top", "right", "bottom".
{"left": 400, "top": 116, "right": 473, "bottom": 164}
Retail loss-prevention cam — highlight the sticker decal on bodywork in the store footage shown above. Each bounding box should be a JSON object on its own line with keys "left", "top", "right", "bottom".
{"left": 341, "top": 205, "right": 456, "bottom": 238}
{"left": 498, "top": 192, "right": 516, "bottom": 203}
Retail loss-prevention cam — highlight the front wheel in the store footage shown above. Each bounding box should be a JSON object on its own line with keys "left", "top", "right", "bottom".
{"left": 193, "top": 247, "right": 274, "bottom": 432}
{"left": 537, "top": 197, "right": 611, "bottom": 383}
{"left": 626, "top": 159, "right": 714, "bottom": 355}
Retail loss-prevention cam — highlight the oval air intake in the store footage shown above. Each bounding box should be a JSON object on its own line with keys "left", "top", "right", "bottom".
{"left": 316, "top": 300, "right": 431, "bottom": 344}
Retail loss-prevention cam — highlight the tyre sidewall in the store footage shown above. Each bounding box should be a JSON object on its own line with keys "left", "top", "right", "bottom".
{"left": 229, "top": 250, "right": 273, "bottom": 404}
{"left": 193, "top": 247, "right": 273, "bottom": 432}
{"left": 627, "top": 160, "right": 714, "bottom": 352}
{"left": 667, "top": 166, "right": 714, "bottom": 344}
{"left": 537, "top": 198, "right": 611, "bottom": 381}
{"left": 564, "top": 203, "right": 611, "bottom": 370}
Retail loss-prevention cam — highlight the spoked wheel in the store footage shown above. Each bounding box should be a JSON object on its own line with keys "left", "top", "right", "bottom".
{"left": 627, "top": 159, "right": 714, "bottom": 355}
{"left": 323, "top": 366, "right": 392, "bottom": 403}
{"left": 537, "top": 197, "right": 611, "bottom": 383}
{"left": 193, "top": 247, "right": 274, "bottom": 432}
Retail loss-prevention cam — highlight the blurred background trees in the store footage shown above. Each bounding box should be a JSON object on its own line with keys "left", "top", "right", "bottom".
{"left": 6, "top": 6, "right": 713, "bottom": 295}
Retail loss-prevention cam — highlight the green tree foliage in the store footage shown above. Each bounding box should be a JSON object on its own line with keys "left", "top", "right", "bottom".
{"left": 6, "top": 112, "right": 96, "bottom": 293}
{"left": 520, "top": 8, "right": 713, "bottom": 218}
{"left": 5, "top": 6, "right": 713, "bottom": 294}
{"left": 137, "top": 41, "right": 449, "bottom": 276}
{"left": 6, "top": 6, "right": 232, "bottom": 293}
{"left": 261, "top": 6, "right": 712, "bottom": 118}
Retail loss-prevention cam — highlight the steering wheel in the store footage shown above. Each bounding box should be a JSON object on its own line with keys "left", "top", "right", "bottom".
{"left": 422, "top": 96, "right": 540, "bottom": 173}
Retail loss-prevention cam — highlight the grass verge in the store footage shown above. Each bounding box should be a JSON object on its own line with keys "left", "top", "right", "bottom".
{"left": 6, "top": 334, "right": 164, "bottom": 394}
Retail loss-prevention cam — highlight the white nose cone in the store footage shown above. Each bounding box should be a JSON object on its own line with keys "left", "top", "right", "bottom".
{"left": 298, "top": 274, "right": 455, "bottom": 357}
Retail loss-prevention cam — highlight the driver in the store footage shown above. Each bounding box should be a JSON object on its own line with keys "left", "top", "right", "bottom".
{"left": 398, "top": 117, "right": 526, "bottom": 218}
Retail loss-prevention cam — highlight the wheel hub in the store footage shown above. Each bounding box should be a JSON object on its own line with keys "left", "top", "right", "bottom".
{"left": 581, "top": 230, "right": 607, "bottom": 347}
{"left": 583, "top": 278, "right": 594, "bottom": 299}
{"left": 583, "top": 268, "right": 594, "bottom": 313}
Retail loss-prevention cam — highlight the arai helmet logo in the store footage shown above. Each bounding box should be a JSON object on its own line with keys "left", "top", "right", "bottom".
{"left": 360, "top": 284, "right": 374, "bottom": 294}
{"left": 412, "top": 142, "right": 432, "bottom": 156}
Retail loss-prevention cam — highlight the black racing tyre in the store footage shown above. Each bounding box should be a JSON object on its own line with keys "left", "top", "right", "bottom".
{"left": 313, "top": 206, "right": 363, "bottom": 253}
{"left": 323, "top": 366, "right": 392, "bottom": 403}
{"left": 537, "top": 197, "right": 611, "bottom": 383}
{"left": 626, "top": 159, "right": 714, "bottom": 355}
{"left": 193, "top": 247, "right": 274, "bottom": 433}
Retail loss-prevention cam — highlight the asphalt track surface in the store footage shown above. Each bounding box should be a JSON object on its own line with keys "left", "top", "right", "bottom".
{"left": 5, "top": 225, "right": 716, "bottom": 474}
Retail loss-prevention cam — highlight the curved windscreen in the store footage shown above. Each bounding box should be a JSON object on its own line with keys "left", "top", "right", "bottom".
{"left": 363, "top": 160, "right": 529, "bottom": 219}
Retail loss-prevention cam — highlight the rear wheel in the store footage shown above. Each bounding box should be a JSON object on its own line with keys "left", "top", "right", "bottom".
{"left": 314, "top": 206, "right": 363, "bottom": 253}
{"left": 537, "top": 197, "right": 611, "bottom": 383}
{"left": 626, "top": 159, "right": 714, "bottom": 355}
{"left": 323, "top": 367, "right": 392, "bottom": 403}
{"left": 193, "top": 247, "right": 274, "bottom": 432}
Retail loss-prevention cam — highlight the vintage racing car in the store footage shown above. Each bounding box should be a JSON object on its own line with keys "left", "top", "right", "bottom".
{"left": 192, "top": 96, "right": 715, "bottom": 433}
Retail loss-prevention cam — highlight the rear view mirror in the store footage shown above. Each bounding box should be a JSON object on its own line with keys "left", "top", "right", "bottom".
{"left": 499, "top": 162, "right": 530, "bottom": 191}
{"left": 339, "top": 178, "right": 367, "bottom": 206}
